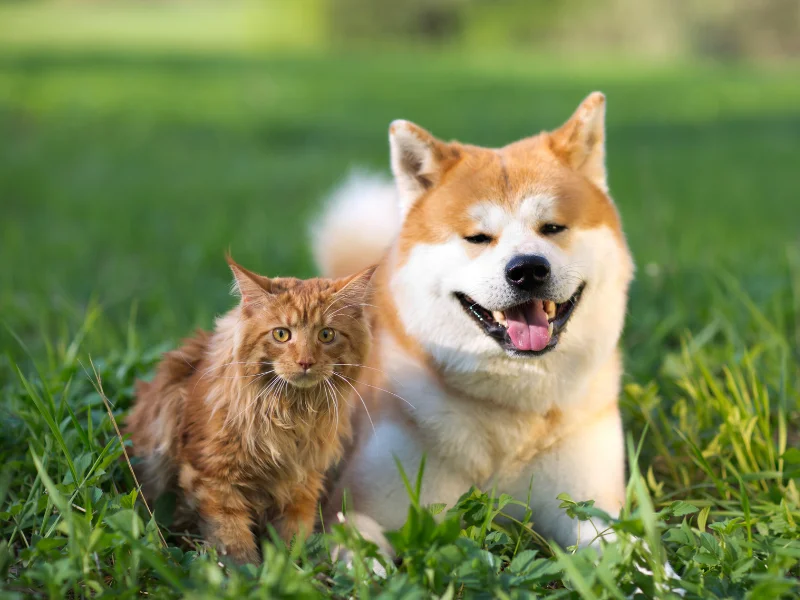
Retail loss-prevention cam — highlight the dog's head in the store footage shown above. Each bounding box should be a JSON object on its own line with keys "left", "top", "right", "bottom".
{"left": 387, "top": 93, "right": 634, "bottom": 370}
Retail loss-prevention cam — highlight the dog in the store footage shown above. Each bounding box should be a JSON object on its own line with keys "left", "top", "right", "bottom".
{"left": 312, "top": 92, "right": 634, "bottom": 550}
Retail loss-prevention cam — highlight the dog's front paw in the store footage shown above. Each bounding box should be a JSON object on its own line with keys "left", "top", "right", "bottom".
{"left": 632, "top": 544, "right": 685, "bottom": 598}
{"left": 329, "top": 512, "right": 393, "bottom": 578}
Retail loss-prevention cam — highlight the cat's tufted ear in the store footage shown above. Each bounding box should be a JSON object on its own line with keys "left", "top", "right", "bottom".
{"left": 389, "top": 120, "right": 460, "bottom": 217}
{"left": 227, "top": 254, "right": 273, "bottom": 305}
{"left": 333, "top": 265, "right": 377, "bottom": 305}
{"left": 549, "top": 92, "right": 608, "bottom": 192}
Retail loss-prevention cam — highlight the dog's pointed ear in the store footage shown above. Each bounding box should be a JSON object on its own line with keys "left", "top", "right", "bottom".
{"left": 389, "top": 120, "right": 458, "bottom": 216}
{"left": 227, "top": 254, "right": 272, "bottom": 305}
{"left": 549, "top": 92, "right": 608, "bottom": 192}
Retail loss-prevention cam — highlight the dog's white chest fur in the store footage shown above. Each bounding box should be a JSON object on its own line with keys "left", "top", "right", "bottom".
{"left": 336, "top": 332, "right": 626, "bottom": 541}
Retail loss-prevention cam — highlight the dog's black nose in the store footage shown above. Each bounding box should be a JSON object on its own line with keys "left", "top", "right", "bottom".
{"left": 505, "top": 255, "right": 551, "bottom": 291}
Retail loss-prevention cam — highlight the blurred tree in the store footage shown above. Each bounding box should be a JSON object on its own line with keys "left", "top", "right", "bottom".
{"left": 324, "top": 0, "right": 799, "bottom": 62}
{"left": 461, "top": 0, "right": 575, "bottom": 48}
{"left": 689, "top": 0, "right": 800, "bottom": 61}
{"left": 328, "top": 0, "right": 470, "bottom": 42}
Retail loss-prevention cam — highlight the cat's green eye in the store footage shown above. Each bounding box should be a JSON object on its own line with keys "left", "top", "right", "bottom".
{"left": 272, "top": 328, "right": 291, "bottom": 343}
{"left": 318, "top": 328, "right": 336, "bottom": 344}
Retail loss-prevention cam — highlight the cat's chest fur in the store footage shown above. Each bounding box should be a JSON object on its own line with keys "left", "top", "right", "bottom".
{"left": 182, "top": 382, "right": 347, "bottom": 494}
{"left": 239, "top": 412, "right": 344, "bottom": 483}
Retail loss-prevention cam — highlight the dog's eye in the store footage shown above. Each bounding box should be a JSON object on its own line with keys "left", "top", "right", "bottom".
{"left": 464, "top": 233, "right": 493, "bottom": 244}
{"left": 540, "top": 224, "right": 567, "bottom": 235}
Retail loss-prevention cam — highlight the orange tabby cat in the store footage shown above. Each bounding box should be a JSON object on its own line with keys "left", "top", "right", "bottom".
{"left": 126, "top": 256, "right": 374, "bottom": 565}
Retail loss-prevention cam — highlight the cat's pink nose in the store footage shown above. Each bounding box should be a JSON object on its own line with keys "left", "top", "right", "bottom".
{"left": 297, "top": 360, "right": 315, "bottom": 371}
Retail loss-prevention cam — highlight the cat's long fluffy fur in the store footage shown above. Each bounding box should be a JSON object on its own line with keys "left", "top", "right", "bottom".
{"left": 126, "top": 257, "right": 374, "bottom": 564}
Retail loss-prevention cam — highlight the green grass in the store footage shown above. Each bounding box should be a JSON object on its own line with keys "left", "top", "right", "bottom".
{"left": 1, "top": 31, "right": 799, "bottom": 600}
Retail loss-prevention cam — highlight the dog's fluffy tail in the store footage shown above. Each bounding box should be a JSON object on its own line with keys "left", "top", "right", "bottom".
{"left": 311, "top": 171, "right": 400, "bottom": 278}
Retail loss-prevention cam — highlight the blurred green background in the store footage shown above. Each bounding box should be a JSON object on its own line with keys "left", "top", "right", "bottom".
{"left": 1, "top": 0, "right": 798, "bottom": 376}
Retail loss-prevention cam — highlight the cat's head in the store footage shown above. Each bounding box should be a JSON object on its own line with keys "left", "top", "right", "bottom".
{"left": 227, "top": 256, "right": 375, "bottom": 390}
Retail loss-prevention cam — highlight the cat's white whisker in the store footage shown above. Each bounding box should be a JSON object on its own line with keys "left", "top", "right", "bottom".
{"left": 334, "top": 372, "right": 416, "bottom": 411}
{"left": 329, "top": 363, "right": 401, "bottom": 384}
{"left": 325, "top": 302, "right": 377, "bottom": 319}
{"left": 198, "top": 360, "right": 271, "bottom": 376}
{"left": 231, "top": 374, "right": 283, "bottom": 428}
{"left": 266, "top": 377, "right": 285, "bottom": 415}
{"left": 320, "top": 380, "right": 335, "bottom": 437}
{"left": 325, "top": 378, "right": 342, "bottom": 436}
{"left": 333, "top": 372, "right": 374, "bottom": 434}
{"left": 191, "top": 360, "right": 273, "bottom": 395}
{"left": 242, "top": 369, "right": 276, "bottom": 390}
{"left": 322, "top": 292, "right": 366, "bottom": 316}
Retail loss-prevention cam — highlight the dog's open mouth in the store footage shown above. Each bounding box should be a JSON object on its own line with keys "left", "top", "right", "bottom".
{"left": 455, "top": 284, "right": 585, "bottom": 356}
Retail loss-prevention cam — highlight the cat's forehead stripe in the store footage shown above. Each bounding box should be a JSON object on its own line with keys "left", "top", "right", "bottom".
{"left": 273, "top": 288, "right": 331, "bottom": 325}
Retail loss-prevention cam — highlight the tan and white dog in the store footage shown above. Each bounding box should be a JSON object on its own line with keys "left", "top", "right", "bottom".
{"left": 312, "top": 92, "right": 634, "bottom": 549}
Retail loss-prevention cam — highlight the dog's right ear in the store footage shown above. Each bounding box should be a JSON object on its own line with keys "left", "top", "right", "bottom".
{"left": 549, "top": 92, "right": 608, "bottom": 193}
{"left": 389, "top": 120, "right": 458, "bottom": 217}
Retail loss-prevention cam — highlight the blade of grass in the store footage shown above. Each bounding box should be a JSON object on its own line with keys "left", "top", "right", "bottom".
{"left": 82, "top": 357, "right": 168, "bottom": 549}
{"left": 16, "top": 366, "right": 78, "bottom": 484}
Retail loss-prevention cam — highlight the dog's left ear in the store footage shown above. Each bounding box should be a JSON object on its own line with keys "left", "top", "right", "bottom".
{"left": 549, "top": 92, "right": 608, "bottom": 193}
{"left": 389, "top": 120, "right": 459, "bottom": 217}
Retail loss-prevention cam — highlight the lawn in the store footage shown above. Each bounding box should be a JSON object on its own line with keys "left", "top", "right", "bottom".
{"left": 1, "top": 23, "right": 799, "bottom": 599}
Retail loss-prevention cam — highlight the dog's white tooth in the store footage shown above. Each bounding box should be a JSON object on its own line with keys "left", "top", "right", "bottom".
{"left": 493, "top": 311, "right": 507, "bottom": 326}
{"left": 544, "top": 301, "right": 556, "bottom": 320}
{"left": 548, "top": 321, "right": 554, "bottom": 337}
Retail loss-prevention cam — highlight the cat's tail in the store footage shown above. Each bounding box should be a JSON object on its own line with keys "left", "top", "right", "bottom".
{"left": 311, "top": 170, "right": 400, "bottom": 278}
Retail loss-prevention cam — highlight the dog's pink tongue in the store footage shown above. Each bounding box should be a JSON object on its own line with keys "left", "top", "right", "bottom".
{"left": 506, "top": 300, "right": 551, "bottom": 352}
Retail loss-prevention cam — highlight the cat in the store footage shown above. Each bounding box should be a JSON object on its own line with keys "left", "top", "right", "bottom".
{"left": 125, "top": 255, "right": 374, "bottom": 565}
